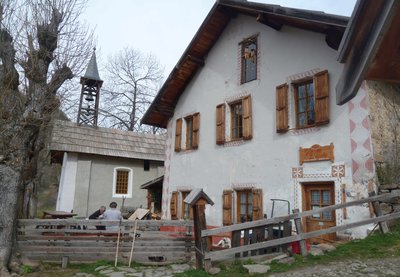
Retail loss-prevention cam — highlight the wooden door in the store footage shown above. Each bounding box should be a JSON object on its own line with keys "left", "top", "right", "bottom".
{"left": 302, "top": 183, "right": 336, "bottom": 244}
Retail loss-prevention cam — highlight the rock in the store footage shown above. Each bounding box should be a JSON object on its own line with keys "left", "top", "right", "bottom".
{"left": 20, "top": 257, "right": 39, "bottom": 268}
{"left": 243, "top": 264, "right": 270, "bottom": 275}
{"left": 126, "top": 273, "right": 143, "bottom": 277}
{"left": 208, "top": 267, "right": 221, "bottom": 275}
{"left": 99, "top": 269, "right": 114, "bottom": 275}
{"left": 380, "top": 203, "right": 393, "bottom": 215}
{"left": 308, "top": 246, "right": 324, "bottom": 256}
{"left": 108, "top": 272, "right": 127, "bottom": 277}
{"left": 117, "top": 266, "right": 137, "bottom": 273}
{"left": 318, "top": 243, "right": 336, "bottom": 252}
{"left": 277, "top": 257, "right": 295, "bottom": 264}
{"left": 170, "top": 263, "right": 191, "bottom": 272}
{"left": 384, "top": 269, "right": 397, "bottom": 276}
{"left": 379, "top": 184, "right": 400, "bottom": 190}
{"left": 95, "top": 265, "right": 110, "bottom": 271}
{"left": 362, "top": 267, "right": 377, "bottom": 273}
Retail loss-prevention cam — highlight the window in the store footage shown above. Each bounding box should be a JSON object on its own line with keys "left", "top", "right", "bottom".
{"left": 113, "top": 168, "right": 132, "bottom": 198}
{"left": 241, "top": 35, "right": 258, "bottom": 84}
{"left": 230, "top": 101, "right": 243, "bottom": 140}
{"left": 310, "top": 189, "right": 333, "bottom": 220}
{"left": 169, "top": 190, "right": 193, "bottom": 220}
{"left": 295, "top": 81, "right": 315, "bottom": 128}
{"left": 237, "top": 190, "right": 253, "bottom": 223}
{"left": 175, "top": 113, "right": 200, "bottom": 151}
{"left": 275, "top": 70, "right": 329, "bottom": 133}
{"left": 181, "top": 191, "right": 193, "bottom": 220}
{"left": 222, "top": 188, "right": 263, "bottom": 225}
{"left": 144, "top": 160, "right": 150, "bottom": 171}
{"left": 216, "top": 95, "right": 252, "bottom": 145}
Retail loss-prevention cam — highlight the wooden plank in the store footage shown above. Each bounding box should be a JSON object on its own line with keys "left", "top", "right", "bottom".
{"left": 232, "top": 230, "right": 241, "bottom": 258}
{"left": 18, "top": 219, "right": 193, "bottom": 228}
{"left": 205, "top": 211, "right": 400, "bottom": 260}
{"left": 202, "top": 191, "right": 400, "bottom": 237}
{"left": 369, "top": 191, "right": 389, "bottom": 234}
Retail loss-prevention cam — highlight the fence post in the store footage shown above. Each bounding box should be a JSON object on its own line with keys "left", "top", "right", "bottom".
{"left": 293, "top": 209, "right": 307, "bottom": 256}
{"left": 369, "top": 191, "right": 389, "bottom": 233}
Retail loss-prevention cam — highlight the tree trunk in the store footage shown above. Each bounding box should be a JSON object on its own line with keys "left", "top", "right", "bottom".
{"left": 0, "top": 166, "right": 20, "bottom": 275}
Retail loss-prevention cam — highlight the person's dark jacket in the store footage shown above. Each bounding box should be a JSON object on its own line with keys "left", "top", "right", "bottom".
{"left": 89, "top": 209, "right": 102, "bottom": 219}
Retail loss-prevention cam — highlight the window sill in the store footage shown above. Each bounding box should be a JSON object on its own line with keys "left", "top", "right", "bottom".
{"left": 218, "top": 139, "right": 245, "bottom": 148}
{"left": 287, "top": 126, "right": 321, "bottom": 136}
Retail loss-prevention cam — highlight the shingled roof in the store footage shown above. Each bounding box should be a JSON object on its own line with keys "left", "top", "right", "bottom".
{"left": 141, "top": 0, "right": 349, "bottom": 128}
{"left": 50, "top": 120, "right": 166, "bottom": 161}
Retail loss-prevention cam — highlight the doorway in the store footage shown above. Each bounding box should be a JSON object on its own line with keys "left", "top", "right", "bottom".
{"left": 302, "top": 182, "right": 336, "bottom": 244}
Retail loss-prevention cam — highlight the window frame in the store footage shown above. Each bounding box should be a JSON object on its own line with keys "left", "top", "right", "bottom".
{"left": 294, "top": 79, "right": 316, "bottom": 129}
{"left": 240, "top": 35, "right": 258, "bottom": 84}
{"left": 112, "top": 167, "right": 133, "bottom": 198}
{"left": 236, "top": 189, "right": 253, "bottom": 223}
{"left": 185, "top": 115, "right": 194, "bottom": 149}
{"left": 180, "top": 190, "right": 193, "bottom": 220}
{"left": 230, "top": 100, "right": 243, "bottom": 140}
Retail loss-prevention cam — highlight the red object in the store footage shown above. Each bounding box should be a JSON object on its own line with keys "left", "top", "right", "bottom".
{"left": 291, "top": 241, "right": 310, "bottom": 254}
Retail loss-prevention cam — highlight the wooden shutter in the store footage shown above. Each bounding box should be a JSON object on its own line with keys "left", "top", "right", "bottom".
{"left": 314, "top": 70, "right": 329, "bottom": 125}
{"left": 170, "top": 191, "right": 178, "bottom": 220}
{"left": 175, "top": 118, "right": 182, "bottom": 152}
{"left": 192, "top": 113, "right": 200, "bottom": 149}
{"left": 252, "top": 188, "right": 263, "bottom": 221}
{"left": 222, "top": 190, "right": 233, "bottom": 225}
{"left": 216, "top": 104, "right": 226, "bottom": 145}
{"left": 276, "top": 83, "right": 289, "bottom": 133}
{"left": 242, "top": 95, "right": 253, "bottom": 140}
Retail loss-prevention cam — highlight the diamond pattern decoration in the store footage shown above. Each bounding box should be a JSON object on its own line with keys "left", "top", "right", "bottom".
{"left": 348, "top": 85, "right": 374, "bottom": 183}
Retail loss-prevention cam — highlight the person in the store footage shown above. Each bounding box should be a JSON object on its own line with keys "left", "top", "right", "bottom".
{"left": 100, "top": 202, "right": 123, "bottom": 232}
{"left": 89, "top": 205, "right": 106, "bottom": 230}
{"left": 89, "top": 205, "right": 106, "bottom": 219}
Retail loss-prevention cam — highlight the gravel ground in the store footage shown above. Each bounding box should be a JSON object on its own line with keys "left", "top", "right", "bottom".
{"left": 269, "top": 257, "right": 400, "bottom": 277}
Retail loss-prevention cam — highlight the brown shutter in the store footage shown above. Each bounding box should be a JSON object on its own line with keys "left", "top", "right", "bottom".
{"left": 252, "top": 188, "right": 263, "bottom": 221}
{"left": 170, "top": 191, "right": 178, "bottom": 220}
{"left": 216, "top": 104, "right": 226, "bottom": 145}
{"left": 314, "top": 70, "right": 329, "bottom": 125}
{"left": 175, "top": 118, "right": 182, "bottom": 152}
{"left": 222, "top": 190, "right": 233, "bottom": 225}
{"left": 242, "top": 95, "right": 253, "bottom": 140}
{"left": 276, "top": 83, "right": 289, "bottom": 133}
{"left": 192, "top": 113, "right": 200, "bottom": 149}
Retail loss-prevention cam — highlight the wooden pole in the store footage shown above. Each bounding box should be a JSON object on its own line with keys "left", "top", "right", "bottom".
{"left": 369, "top": 191, "right": 389, "bottom": 233}
{"left": 114, "top": 219, "right": 122, "bottom": 267}
{"left": 293, "top": 209, "right": 307, "bottom": 256}
{"left": 193, "top": 204, "right": 207, "bottom": 269}
{"left": 128, "top": 219, "right": 138, "bottom": 267}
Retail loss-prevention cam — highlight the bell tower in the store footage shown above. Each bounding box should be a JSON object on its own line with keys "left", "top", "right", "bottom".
{"left": 77, "top": 48, "right": 103, "bottom": 126}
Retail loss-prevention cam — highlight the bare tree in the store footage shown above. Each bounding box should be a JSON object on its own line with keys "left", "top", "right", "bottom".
{"left": 0, "top": 0, "right": 93, "bottom": 273}
{"left": 99, "top": 47, "right": 164, "bottom": 133}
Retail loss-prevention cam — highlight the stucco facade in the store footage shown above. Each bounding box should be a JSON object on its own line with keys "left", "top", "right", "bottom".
{"left": 57, "top": 153, "right": 163, "bottom": 217}
{"left": 160, "top": 14, "right": 374, "bottom": 238}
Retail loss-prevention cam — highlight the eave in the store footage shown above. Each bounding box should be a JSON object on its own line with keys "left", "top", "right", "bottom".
{"left": 142, "top": 0, "right": 348, "bottom": 128}
{"left": 336, "top": 0, "right": 400, "bottom": 105}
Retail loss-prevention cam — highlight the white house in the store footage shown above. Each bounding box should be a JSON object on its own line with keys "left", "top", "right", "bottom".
{"left": 142, "top": 0, "right": 377, "bottom": 240}
{"left": 50, "top": 120, "right": 165, "bottom": 217}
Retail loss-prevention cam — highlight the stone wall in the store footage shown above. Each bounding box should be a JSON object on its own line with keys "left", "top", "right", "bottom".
{"left": 378, "top": 184, "right": 400, "bottom": 215}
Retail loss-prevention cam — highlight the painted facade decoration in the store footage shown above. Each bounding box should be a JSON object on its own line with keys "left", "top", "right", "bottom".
{"left": 142, "top": 1, "right": 379, "bottom": 238}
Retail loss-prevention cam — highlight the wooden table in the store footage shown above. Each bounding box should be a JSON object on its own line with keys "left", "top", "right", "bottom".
{"left": 42, "top": 211, "right": 77, "bottom": 219}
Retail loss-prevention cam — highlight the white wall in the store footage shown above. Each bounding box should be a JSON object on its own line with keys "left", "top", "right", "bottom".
{"left": 162, "top": 15, "right": 373, "bottom": 237}
{"left": 56, "top": 152, "right": 78, "bottom": 212}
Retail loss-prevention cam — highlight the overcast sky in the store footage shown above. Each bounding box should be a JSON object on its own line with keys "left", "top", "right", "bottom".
{"left": 84, "top": 0, "right": 357, "bottom": 78}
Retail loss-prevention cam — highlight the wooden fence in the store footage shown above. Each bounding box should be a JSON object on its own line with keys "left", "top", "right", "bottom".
{"left": 16, "top": 219, "right": 194, "bottom": 265}
{"left": 200, "top": 191, "right": 400, "bottom": 269}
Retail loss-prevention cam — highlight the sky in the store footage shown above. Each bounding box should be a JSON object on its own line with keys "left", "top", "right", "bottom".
{"left": 83, "top": 0, "right": 357, "bottom": 79}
